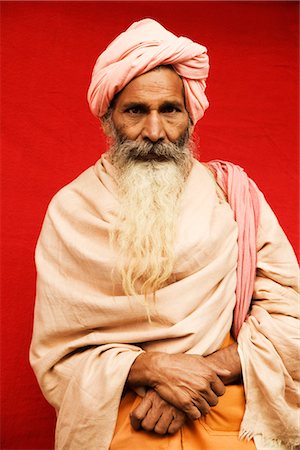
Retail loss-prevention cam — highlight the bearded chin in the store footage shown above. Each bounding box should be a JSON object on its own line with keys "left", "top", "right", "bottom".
{"left": 109, "top": 130, "right": 193, "bottom": 305}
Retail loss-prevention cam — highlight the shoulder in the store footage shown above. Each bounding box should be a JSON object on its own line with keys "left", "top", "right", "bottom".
{"left": 205, "top": 159, "right": 246, "bottom": 175}
{"left": 40, "top": 163, "right": 105, "bottom": 231}
{"left": 42, "top": 157, "right": 117, "bottom": 230}
{"left": 47, "top": 162, "right": 105, "bottom": 215}
{"left": 203, "top": 159, "right": 261, "bottom": 194}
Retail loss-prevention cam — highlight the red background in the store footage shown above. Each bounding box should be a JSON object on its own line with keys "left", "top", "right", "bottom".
{"left": 1, "top": 2, "right": 299, "bottom": 448}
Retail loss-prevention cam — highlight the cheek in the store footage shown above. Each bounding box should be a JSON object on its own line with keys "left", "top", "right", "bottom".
{"left": 114, "top": 117, "right": 144, "bottom": 141}
{"left": 113, "top": 122, "right": 137, "bottom": 140}
{"left": 165, "top": 119, "right": 189, "bottom": 141}
{"left": 122, "top": 125, "right": 142, "bottom": 141}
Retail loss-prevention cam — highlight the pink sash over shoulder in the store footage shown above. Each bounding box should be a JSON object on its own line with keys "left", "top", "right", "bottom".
{"left": 207, "top": 161, "right": 260, "bottom": 338}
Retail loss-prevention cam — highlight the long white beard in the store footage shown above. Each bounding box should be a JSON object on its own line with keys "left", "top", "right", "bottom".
{"left": 109, "top": 135, "right": 193, "bottom": 303}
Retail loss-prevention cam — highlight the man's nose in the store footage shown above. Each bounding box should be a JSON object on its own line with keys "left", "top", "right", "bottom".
{"left": 141, "top": 112, "right": 166, "bottom": 142}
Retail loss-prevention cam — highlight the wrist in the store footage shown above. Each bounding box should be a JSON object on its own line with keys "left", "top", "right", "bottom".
{"left": 205, "top": 343, "right": 242, "bottom": 385}
{"left": 126, "top": 351, "right": 164, "bottom": 387}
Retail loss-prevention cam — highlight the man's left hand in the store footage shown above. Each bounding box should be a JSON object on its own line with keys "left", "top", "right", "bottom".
{"left": 130, "top": 388, "right": 186, "bottom": 435}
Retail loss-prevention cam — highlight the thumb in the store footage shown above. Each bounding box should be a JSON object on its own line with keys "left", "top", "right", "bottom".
{"left": 215, "top": 367, "right": 231, "bottom": 377}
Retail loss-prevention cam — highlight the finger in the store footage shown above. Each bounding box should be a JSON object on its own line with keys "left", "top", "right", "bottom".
{"left": 153, "top": 410, "right": 174, "bottom": 435}
{"left": 141, "top": 408, "right": 163, "bottom": 432}
{"left": 192, "top": 396, "right": 210, "bottom": 416}
{"left": 198, "top": 389, "right": 219, "bottom": 407}
{"left": 172, "top": 393, "right": 201, "bottom": 421}
{"left": 154, "top": 387, "right": 201, "bottom": 421}
{"left": 211, "top": 377, "right": 226, "bottom": 397}
{"left": 168, "top": 414, "right": 185, "bottom": 434}
{"left": 130, "top": 396, "right": 153, "bottom": 431}
{"left": 215, "top": 367, "right": 231, "bottom": 377}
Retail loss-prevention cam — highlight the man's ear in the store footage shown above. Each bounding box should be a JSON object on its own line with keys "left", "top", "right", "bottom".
{"left": 100, "top": 107, "right": 114, "bottom": 137}
{"left": 101, "top": 119, "right": 112, "bottom": 136}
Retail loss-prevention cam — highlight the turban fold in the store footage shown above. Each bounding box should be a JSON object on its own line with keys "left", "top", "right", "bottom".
{"left": 87, "top": 19, "right": 209, "bottom": 125}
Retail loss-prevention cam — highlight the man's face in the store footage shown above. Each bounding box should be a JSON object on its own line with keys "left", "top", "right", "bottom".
{"left": 108, "top": 68, "right": 193, "bottom": 300}
{"left": 111, "top": 68, "right": 190, "bottom": 144}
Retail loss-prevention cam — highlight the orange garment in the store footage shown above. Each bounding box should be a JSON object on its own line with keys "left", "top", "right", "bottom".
{"left": 110, "top": 334, "right": 256, "bottom": 450}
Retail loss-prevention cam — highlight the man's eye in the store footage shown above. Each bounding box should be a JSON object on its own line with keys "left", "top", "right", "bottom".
{"left": 125, "top": 107, "right": 144, "bottom": 115}
{"left": 161, "top": 106, "right": 180, "bottom": 114}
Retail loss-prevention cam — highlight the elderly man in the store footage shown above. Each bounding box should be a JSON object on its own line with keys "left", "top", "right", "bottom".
{"left": 30, "top": 19, "right": 299, "bottom": 450}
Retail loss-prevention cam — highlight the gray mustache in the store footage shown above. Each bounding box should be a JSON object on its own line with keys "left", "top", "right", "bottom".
{"left": 124, "top": 141, "right": 179, "bottom": 159}
{"left": 110, "top": 127, "right": 192, "bottom": 167}
{"left": 115, "top": 131, "right": 191, "bottom": 162}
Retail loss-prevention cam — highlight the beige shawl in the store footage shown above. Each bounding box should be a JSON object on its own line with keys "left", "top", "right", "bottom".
{"left": 30, "top": 156, "right": 299, "bottom": 449}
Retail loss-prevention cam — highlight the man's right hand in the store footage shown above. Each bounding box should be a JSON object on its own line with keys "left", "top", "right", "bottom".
{"left": 130, "top": 388, "right": 186, "bottom": 435}
{"left": 127, "top": 352, "right": 229, "bottom": 420}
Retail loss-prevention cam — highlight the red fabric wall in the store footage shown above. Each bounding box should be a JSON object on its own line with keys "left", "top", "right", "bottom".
{"left": 1, "top": 2, "right": 298, "bottom": 448}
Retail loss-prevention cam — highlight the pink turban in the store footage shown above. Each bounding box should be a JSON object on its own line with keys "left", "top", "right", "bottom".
{"left": 87, "top": 19, "right": 209, "bottom": 125}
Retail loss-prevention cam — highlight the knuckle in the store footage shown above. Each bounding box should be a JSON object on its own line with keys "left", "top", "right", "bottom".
{"left": 154, "top": 424, "right": 167, "bottom": 435}
{"left": 133, "top": 410, "right": 143, "bottom": 421}
{"left": 141, "top": 420, "right": 153, "bottom": 431}
{"left": 147, "top": 390, "right": 156, "bottom": 400}
{"left": 190, "top": 408, "right": 201, "bottom": 420}
{"left": 170, "top": 416, "right": 185, "bottom": 433}
{"left": 181, "top": 399, "right": 191, "bottom": 410}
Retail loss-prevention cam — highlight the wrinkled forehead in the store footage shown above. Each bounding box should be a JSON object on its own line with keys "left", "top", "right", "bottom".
{"left": 109, "top": 65, "right": 185, "bottom": 110}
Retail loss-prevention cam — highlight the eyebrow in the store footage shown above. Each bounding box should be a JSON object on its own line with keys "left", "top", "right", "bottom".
{"left": 159, "top": 100, "right": 184, "bottom": 111}
{"left": 122, "top": 102, "right": 148, "bottom": 111}
{"left": 122, "top": 100, "right": 184, "bottom": 111}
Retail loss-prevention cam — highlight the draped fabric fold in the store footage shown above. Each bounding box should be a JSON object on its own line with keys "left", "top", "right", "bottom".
{"left": 30, "top": 157, "right": 299, "bottom": 449}
{"left": 237, "top": 194, "right": 300, "bottom": 448}
{"left": 208, "top": 161, "right": 299, "bottom": 448}
{"left": 87, "top": 19, "right": 209, "bottom": 124}
{"left": 207, "top": 161, "right": 261, "bottom": 338}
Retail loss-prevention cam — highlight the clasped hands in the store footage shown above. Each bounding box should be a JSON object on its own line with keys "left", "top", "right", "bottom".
{"left": 127, "top": 350, "right": 233, "bottom": 436}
